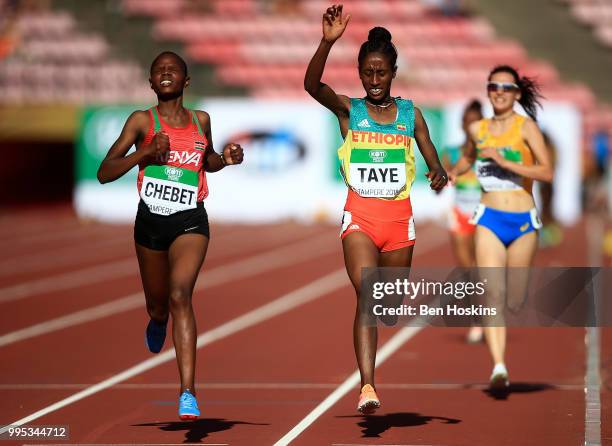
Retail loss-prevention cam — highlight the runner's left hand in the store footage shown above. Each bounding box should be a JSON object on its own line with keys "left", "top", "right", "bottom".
{"left": 222, "top": 143, "right": 244, "bottom": 165}
{"left": 425, "top": 167, "right": 448, "bottom": 191}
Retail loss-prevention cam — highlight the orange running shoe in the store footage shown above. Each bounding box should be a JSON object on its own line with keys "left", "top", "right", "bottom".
{"left": 357, "top": 384, "right": 380, "bottom": 414}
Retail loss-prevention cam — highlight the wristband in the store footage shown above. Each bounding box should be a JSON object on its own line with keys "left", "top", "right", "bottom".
{"left": 220, "top": 153, "right": 227, "bottom": 166}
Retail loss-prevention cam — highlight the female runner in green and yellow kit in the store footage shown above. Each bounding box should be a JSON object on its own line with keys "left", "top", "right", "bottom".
{"left": 449, "top": 65, "right": 553, "bottom": 389}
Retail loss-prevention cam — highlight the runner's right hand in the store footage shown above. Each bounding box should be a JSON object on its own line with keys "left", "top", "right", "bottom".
{"left": 144, "top": 132, "right": 170, "bottom": 164}
{"left": 323, "top": 4, "right": 350, "bottom": 43}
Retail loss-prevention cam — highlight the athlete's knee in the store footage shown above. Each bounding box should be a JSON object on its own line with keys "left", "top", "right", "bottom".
{"left": 146, "top": 300, "right": 169, "bottom": 321}
{"left": 169, "top": 286, "right": 193, "bottom": 309}
{"left": 506, "top": 293, "right": 526, "bottom": 313}
{"left": 346, "top": 267, "right": 365, "bottom": 294}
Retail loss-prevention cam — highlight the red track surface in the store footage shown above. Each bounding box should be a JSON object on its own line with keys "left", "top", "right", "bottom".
{"left": 0, "top": 205, "right": 609, "bottom": 445}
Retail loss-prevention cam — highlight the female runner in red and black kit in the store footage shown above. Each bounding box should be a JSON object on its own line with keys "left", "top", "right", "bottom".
{"left": 97, "top": 51, "right": 244, "bottom": 420}
{"left": 305, "top": 5, "right": 447, "bottom": 413}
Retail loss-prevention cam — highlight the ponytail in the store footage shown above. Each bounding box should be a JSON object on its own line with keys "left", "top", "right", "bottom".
{"left": 489, "top": 65, "right": 543, "bottom": 121}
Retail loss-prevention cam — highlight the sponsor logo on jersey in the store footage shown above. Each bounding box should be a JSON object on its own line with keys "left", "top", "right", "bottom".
{"left": 368, "top": 150, "right": 387, "bottom": 163}
{"left": 164, "top": 166, "right": 183, "bottom": 182}
{"left": 358, "top": 119, "right": 370, "bottom": 128}
{"left": 161, "top": 150, "right": 202, "bottom": 167}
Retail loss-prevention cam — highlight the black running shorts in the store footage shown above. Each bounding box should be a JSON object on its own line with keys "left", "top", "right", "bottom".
{"left": 134, "top": 200, "right": 210, "bottom": 251}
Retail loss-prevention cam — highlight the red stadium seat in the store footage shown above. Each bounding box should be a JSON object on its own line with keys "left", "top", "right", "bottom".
{"left": 1, "top": 0, "right": 609, "bottom": 148}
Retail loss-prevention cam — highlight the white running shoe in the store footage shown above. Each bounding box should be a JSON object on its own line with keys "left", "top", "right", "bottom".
{"left": 490, "top": 363, "right": 509, "bottom": 389}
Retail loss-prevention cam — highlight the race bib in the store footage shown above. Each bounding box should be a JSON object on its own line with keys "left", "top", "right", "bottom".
{"left": 475, "top": 159, "right": 524, "bottom": 192}
{"left": 348, "top": 148, "right": 406, "bottom": 198}
{"left": 140, "top": 165, "right": 198, "bottom": 216}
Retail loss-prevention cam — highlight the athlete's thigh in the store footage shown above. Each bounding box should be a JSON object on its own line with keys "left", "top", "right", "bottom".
{"left": 135, "top": 242, "right": 170, "bottom": 301}
{"left": 342, "top": 231, "right": 379, "bottom": 293}
{"left": 506, "top": 231, "right": 538, "bottom": 267}
{"left": 474, "top": 226, "right": 507, "bottom": 314}
{"left": 168, "top": 233, "right": 209, "bottom": 292}
{"left": 506, "top": 231, "right": 538, "bottom": 311}
{"left": 379, "top": 245, "right": 414, "bottom": 267}
{"left": 474, "top": 225, "right": 507, "bottom": 267}
{"left": 378, "top": 246, "right": 414, "bottom": 315}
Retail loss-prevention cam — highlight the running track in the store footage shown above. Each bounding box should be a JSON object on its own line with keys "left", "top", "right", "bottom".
{"left": 0, "top": 205, "right": 609, "bottom": 445}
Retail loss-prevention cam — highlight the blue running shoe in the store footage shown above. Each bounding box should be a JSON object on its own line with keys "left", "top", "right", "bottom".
{"left": 178, "top": 390, "right": 200, "bottom": 420}
{"left": 145, "top": 318, "right": 167, "bottom": 354}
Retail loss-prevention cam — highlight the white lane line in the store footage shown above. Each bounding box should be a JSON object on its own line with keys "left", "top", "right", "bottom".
{"left": 0, "top": 222, "right": 318, "bottom": 278}
{"left": 0, "top": 258, "right": 138, "bottom": 304}
{"left": 584, "top": 327, "right": 601, "bottom": 446}
{"left": 1, "top": 221, "right": 440, "bottom": 303}
{"left": 0, "top": 237, "right": 127, "bottom": 277}
{"left": 2, "top": 220, "right": 228, "bottom": 248}
{"left": 0, "top": 232, "right": 338, "bottom": 347}
{"left": 0, "top": 382, "right": 584, "bottom": 390}
{"left": 584, "top": 214, "right": 602, "bottom": 446}
{"left": 0, "top": 295, "right": 141, "bottom": 347}
{"left": 0, "top": 268, "right": 349, "bottom": 435}
{"left": 586, "top": 215, "right": 604, "bottom": 266}
{"left": 0, "top": 227, "right": 335, "bottom": 303}
{"left": 273, "top": 229, "right": 449, "bottom": 446}
{"left": 0, "top": 224, "right": 446, "bottom": 346}
{"left": 0, "top": 216, "right": 76, "bottom": 233}
{"left": 0, "top": 383, "right": 343, "bottom": 390}
{"left": 7, "top": 224, "right": 119, "bottom": 247}
{"left": 274, "top": 325, "right": 424, "bottom": 446}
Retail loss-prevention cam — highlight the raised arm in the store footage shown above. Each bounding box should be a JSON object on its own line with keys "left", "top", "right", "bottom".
{"left": 97, "top": 111, "right": 168, "bottom": 184}
{"left": 414, "top": 107, "right": 448, "bottom": 191}
{"left": 304, "top": 4, "right": 351, "bottom": 122}
{"left": 196, "top": 110, "right": 243, "bottom": 173}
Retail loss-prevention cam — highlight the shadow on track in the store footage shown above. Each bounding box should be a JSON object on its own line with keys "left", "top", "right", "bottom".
{"left": 133, "top": 418, "right": 269, "bottom": 443}
{"left": 338, "top": 412, "right": 461, "bottom": 438}
{"left": 484, "top": 382, "right": 555, "bottom": 401}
